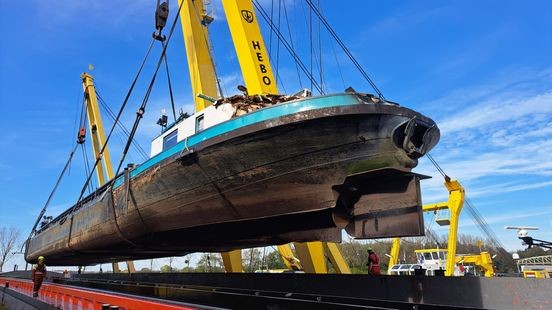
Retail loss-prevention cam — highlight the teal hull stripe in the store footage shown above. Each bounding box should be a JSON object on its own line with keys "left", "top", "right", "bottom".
{"left": 113, "top": 93, "right": 360, "bottom": 188}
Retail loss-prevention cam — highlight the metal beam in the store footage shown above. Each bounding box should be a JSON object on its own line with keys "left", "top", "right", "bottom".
{"left": 388, "top": 238, "right": 401, "bottom": 273}
{"left": 324, "top": 242, "right": 351, "bottom": 274}
{"left": 294, "top": 242, "right": 327, "bottom": 274}
{"left": 221, "top": 250, "right": 243, "bottom": 272}
{"left": 177, "top": 0, "right": 218, "bottom": 112}
{"left": 222, "top": 0, "right": 278, "bottom": 95}
{"left": 81, "top": 73, "right": 113, "bottom": 185}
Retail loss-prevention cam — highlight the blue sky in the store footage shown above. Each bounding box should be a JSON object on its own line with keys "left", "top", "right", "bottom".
{"left": 0, "top": 0, "right": 551, "bottom": 271}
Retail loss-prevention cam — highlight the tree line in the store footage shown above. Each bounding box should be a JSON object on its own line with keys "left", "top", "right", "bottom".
{"left": 2, "top": 225, "right": 549, "bottom": 274}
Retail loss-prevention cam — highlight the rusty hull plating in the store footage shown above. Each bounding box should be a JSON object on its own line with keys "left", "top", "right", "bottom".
{"left": 26, "top": 93, "right": 439, "bottom": 265}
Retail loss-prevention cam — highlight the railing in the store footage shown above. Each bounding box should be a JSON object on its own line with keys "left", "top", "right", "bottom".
{"left": 0, "top": 277, "right": 197, "bottom": 310}
{"left": 517, "top": 255, "right": 552, "bottom": 266}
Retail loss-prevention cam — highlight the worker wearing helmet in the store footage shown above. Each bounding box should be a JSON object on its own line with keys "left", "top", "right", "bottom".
{"left": 32, "top": 256, "right": 47, "bottom": 297}
{"left": 366, "top": 247, "right": 381, "bottom": 275}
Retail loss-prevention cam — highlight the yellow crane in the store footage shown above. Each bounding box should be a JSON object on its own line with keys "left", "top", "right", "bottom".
{"left": 387, "top": 178, "right": 495, "bottom": 277}
{"left": 455, "top": 252, "right": 495, "bottom": 277}
{"left": 387, "top": 178, "right": 465, "bottom": 276}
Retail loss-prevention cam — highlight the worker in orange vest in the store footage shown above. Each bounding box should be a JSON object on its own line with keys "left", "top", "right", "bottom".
{"left": 32, "top": 256, "right": 47, "bottom": 297}
{"left": 367, "top": 247, "right": 381, "bottom": 275}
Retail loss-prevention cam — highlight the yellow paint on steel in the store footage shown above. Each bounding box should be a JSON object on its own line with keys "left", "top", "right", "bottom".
{"left": 222, "top": 0, "right": 278, "bottom": 95}
{"left": 81, "top": 73, "right": 114, "bottom": 185}
{"left": 294, "top": 242, "right": 327, "bottom": 274}
{"left": 277, "top": 244, "right": 302, "bottom": 270}
{"left": 455, "top": 252, "right": 495, "bottom": 277}
{"left": 421, "top": 180, "right": 465, "bottom": 276}
{"left": 388, "top": 238, "right": 401, "bottom": 273}
{"left": 221, "top": 250, "right": 244, "bottom": 272}
{"left": 177, "top": 0, "right": 218, "bottom": 112}
{"left": 442, "top": 180, "right": 464, "bottom": 276}
{"left": 324, "top": 242, "right": 351, "bottom": 274}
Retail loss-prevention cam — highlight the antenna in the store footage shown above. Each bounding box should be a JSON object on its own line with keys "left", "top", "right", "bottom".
{"left": 505, "top": 226, "right": 551, "bottom": 249}
{"left": 156, "top": 108, "right": 168, "bottom": 132}
{"left": 504, "top": 226, "right": 539, "bottom": 237}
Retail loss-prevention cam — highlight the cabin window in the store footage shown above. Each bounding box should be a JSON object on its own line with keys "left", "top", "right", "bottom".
{"left": 196, "top": 114, "right": 204, "bottom": 133}
{"left": 163, "top": 129, "right": 178, "bottom": 151}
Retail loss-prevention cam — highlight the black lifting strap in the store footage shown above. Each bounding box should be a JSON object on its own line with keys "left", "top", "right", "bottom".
{"left": 28, "top": 142, "right": 79, "bottom": 240}
{"left": 154, "top": 0, "right": 170, "bottom": 41}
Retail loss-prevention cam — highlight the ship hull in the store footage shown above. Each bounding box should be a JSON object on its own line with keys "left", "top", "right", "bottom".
{"left": 26, "top": 94, "right": 439, "bottom": 265}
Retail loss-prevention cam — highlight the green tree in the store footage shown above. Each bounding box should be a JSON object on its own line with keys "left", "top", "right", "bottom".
{"left": 197, "top": 253, "right": 224, "bottom": 272}
{"left": 242, "top": 248, "right": 262, "bottom": 272}
{"left": 265, "top": 250, "right": 286, "bottom": 270}
{"left": 160, "top": 265, "right": 175, "bottom": 273}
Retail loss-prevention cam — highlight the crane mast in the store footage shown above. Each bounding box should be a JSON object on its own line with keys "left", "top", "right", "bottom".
{"left": 222, "top": 0, "right": 278, "bottom": 95}
{"left": 81, "top": 73, "right": 114, "bottom": 185}
{"left": 177, "top": 0, "right": 219, "bottom": 112}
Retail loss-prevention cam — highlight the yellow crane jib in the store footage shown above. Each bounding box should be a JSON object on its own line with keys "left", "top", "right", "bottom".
{"left": 81, "top": 73, "right": 114, "bottom": 186}
{"left": 455, "top": 252, "right": 495, "bottom": 277}
{"left": 177, "top": 0, "right": 218, "bottom": 112}
{"left": 222, "top": 0, "right": 278, "bottom": 95}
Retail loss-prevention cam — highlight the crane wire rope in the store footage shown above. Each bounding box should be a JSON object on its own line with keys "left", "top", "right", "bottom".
{"left": 304, "top": 0, "right": 385, "bottom": 100}
{"left": 95, "top": 91, "right": 149, "bottom": 161}
{"left": 301, "top": 0, "right": 324, "bottom": 94}
{"left": 309, "top": 1, "right": 313, "bottom": 93}
{"left": 191, "top": 0, "right": 225, "bottom": 100}
{"left": 69, "top": 36, "right": 156, "bottom": 207}
{"left": 268, "top": 0, "right": 274, "bottom": 57}
{"left": 253, "top": 0, "right": 323, "bottom": 94}
{"left": 322, "top": 23, "right": 347, "bottom": 91}
{"left": 274, "top": 0, "right": 282, "bottom": 85}
{"left": 161, "top": 39, "right": 177, "bottom": 122}
{"left": 317, "top": 0, "right": 323, "bottom": 92}
{"left": 89, "top": 0, "right": 187, "bottom": 249}
{"left": 27, "top": 91, "right": 88, "bottom": 243}
{"left": 80, "top": 143, "right": 94, "bottom": 193}
{"left": 27, "top": 143, "right": 79, "bottom": 240}
{"left": 63, "top": 36, "right": 158, "bottom": 253}
{"left": 425, "top": 153, "right": 509, "bottom": 260}
{"left": 282, "top": 0, "right": 303, "bottom": 89}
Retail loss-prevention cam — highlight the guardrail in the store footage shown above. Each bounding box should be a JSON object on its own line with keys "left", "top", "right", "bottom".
{"left": 0, "top": 277, "right": 199, "bottom": 310}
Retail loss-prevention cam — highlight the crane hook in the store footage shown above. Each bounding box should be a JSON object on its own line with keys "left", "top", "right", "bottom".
{"left": 153, "top": 0, "right": 170, "bottom": 41}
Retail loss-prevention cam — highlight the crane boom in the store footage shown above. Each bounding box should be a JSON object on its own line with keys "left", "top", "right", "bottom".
{"left": 177, "top": 0, "right": 218, "bottom": 112}
{"left": 222, "top": 0, "right": 278, "bottom": 95}
{"left": 81, "top": 73, "right": 114, "bottom": 185}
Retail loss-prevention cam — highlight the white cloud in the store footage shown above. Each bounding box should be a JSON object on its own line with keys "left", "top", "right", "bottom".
{"left": 415, "top": 68, "right": 552, "bottom": 250}
{"left": 439, "top": 91, "right": 552, "bottom": 135}
{"left": 457, "top": 208, "right": 552, "bottom": 228}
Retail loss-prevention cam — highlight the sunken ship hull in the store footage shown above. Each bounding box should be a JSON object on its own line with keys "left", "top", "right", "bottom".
{"left": 26, "top": 93, "right": 439, "bottom": 266}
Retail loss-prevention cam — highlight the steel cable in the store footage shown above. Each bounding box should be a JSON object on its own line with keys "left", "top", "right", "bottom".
{"left": 253, "top": 0, "right": 323, "bottom": 94}
{"left": 305, "top": 0, "right": 384, "bottom": 99}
